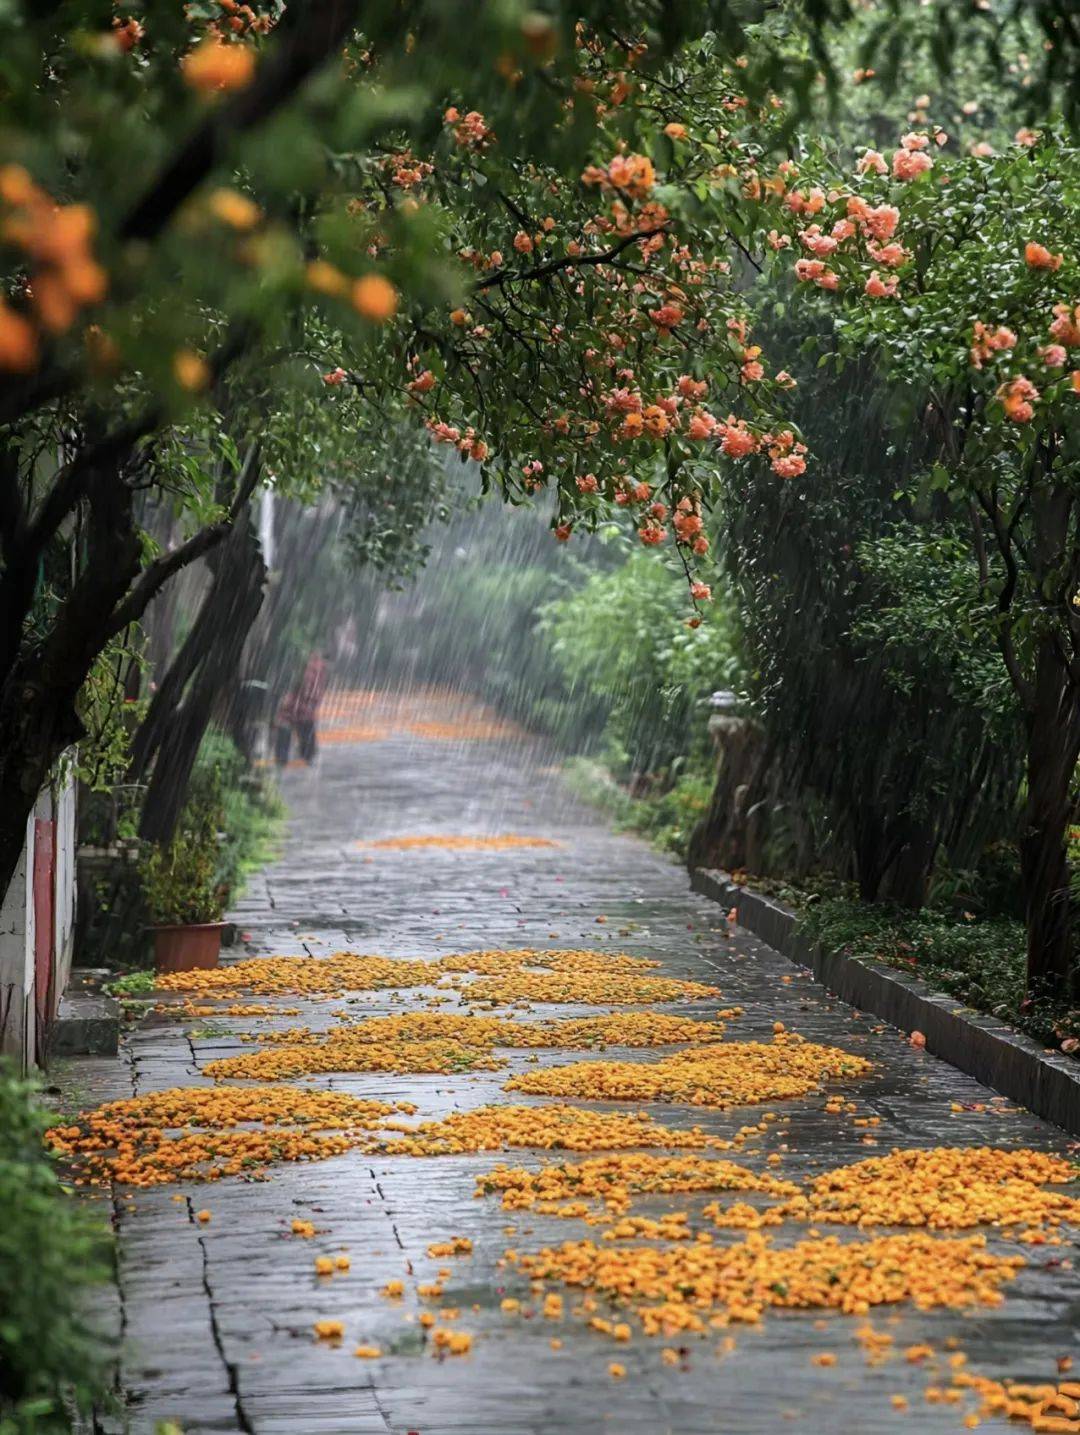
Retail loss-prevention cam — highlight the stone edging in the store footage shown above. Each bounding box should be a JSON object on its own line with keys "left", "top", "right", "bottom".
{"left": 689, "top": 866, "right": 1080, "bottom": 1137}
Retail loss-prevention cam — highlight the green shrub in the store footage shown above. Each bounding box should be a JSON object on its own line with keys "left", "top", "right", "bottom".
{"left": 0, "top": 1064, "right": 112, "bottom": 1433}
{"left": 562, "top": 759, "right": 713, "bottom": 860}
{"left": 543, "top": 552, "right": 740, "bottom": 778}
{"left": 792, "top": 897, "right": 1077, "bottom": 1040}
{"left": 188, "top": 731, "right": 284, "bottom": 900}
{"left": 140, "top": 793, "right": 225, "bottom": 927}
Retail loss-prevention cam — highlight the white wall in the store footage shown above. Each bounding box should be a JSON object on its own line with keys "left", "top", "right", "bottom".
{"left": 0, "top": 809, "right": 35, "bottom": 1069}
{"left": 0, "top": 763, "right": 77, "bottom": 1070}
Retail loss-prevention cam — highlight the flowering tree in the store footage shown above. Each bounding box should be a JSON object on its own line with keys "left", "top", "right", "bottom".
{"left": 0, "top": 1, "right": 803, "bottom": 900}
{"left": 750, "top": 122, "right": 1080, "bottom": 999}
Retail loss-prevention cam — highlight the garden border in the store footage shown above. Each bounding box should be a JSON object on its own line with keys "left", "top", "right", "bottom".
{"left": 689, "top": 866, "right": 1080, "bottom": 1136}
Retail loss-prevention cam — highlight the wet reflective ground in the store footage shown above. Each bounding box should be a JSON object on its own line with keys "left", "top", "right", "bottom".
{"left": 75, "top": 692, "right": 1080, "bottom": 1434}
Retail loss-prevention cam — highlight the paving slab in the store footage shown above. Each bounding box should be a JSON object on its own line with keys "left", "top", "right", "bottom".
{"left": 67, "top": 694, "right": 1080, "bottom": 1434}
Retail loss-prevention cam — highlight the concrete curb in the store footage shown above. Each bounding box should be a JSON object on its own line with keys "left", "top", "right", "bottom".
{"left": 690, "top": 866, "right": 1080, "bottom": 1136}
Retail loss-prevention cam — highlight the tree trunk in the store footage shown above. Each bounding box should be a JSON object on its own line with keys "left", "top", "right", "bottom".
{"left": 881, "top": 817, "right": 937, "bottom": 910}
{"left": 852, "top": 804, "right": 888, "bottom": 902}
{"left": 0, "top": 468, "right": 142, "bottom": 899}
{"left": 1021, "top": 638, "right": 1080, "bottom": 1002}
{"left": 137, "top": 507, "right": 266, "bottom": 845}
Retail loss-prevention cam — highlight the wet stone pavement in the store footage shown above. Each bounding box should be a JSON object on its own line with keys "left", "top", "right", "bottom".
{"left": 70, "top": 693, "right": 1080, "bottom": 1435}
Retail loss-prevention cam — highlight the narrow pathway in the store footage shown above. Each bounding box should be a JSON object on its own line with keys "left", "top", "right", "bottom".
{"left": 76, "top": 690, "right": 1080, "bottom": 1435}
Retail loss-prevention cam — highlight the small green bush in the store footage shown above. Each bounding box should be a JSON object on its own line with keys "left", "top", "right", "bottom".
{"left": 188, "top": 731, "right": 284, "bottom": 900}
{"left": 140, "top": 793, "right": 225, "bottom": 927}
{"left": 792, "top": 897, "right": 1080, "bottom": 1043}
{"left": 0, "top": 1064, "right": 112, "bottom": 1433}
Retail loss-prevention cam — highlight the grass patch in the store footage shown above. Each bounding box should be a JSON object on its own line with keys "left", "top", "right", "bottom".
{"left": 563, "top": 758, "right": 712, "bottom": 859}
{"left": 105, "top": 969, "right": 156, "bottom": 997}
{"left": 794, "top": 897, "right": 1080, "bottom": 1048}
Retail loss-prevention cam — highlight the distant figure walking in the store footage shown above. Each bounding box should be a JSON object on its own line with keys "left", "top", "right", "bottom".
{"left": 293, "top": 650, "right": 328, "bottom": 764}
{"left": 273, "top": 689, "right": 297, "bottom": 767}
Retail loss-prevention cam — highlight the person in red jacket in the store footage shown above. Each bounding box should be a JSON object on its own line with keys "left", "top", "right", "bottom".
{"left": 273, "top": 689, "right": 297, "bottom": 767}
{"left": 293, "top": 651, "right": 328, "bottom": 764}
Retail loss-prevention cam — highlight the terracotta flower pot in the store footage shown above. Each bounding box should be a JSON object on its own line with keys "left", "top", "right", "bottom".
{"left": 152, "top": 921, "right": 225, "bottom": 973}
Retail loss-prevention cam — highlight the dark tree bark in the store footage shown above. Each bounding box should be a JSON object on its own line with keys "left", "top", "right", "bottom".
{"left": 0, "top": 463, "right": 143, "bottom": 895}
{"left": 686, "top": 718, "right": 767, "bottom": 873}
{"left": 1020, "top": 637, "right": 1080, "bottom": 1001}
{"left": 881, "top": 817, "right": 938, "bottom": 910}
{"left": 137, "top": 504, "right": 267, "bottom": 845}
{"left": 0, "top": 441, "right": 262, "bottom": 901}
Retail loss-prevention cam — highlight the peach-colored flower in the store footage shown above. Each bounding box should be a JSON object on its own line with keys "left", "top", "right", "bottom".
{"left": 856, "top": 149, "right": 888, "bottom": 175}
{"left": 970, "top": 322, "right": 1017, "bottom": 368}
{"left": 794, "top": 258, "right": 826, "bottom": 283}
{"left": 800, "top": 226, "right": 838, "bottom": 258}
{"left": 1050, "top": 304, "right": 1080, "bottom": 347}
{"left": 869, "top": 242, "right": 909, "bottom": 268}
{"left": 772, "top": 453, "right": 807, "bottom": 478}
{"left": 687, "top": 411, "right": 717, "bottom": 439}
{"left": 1039, "top": 344, "right": 1068, "bottom": 368}
{"left": 607, "top": 153, "right": 656, "bottom": 199}
{"left": 998, "top": 375, "right": 1039, "bottom": 423}
{"left": 861, "top": 205, "right": 900, "bottom": 241}
{"left": 677, "top": 375, "right": 707, "bottom": 400}
{"left": 649, "top": 303, "right": 683, "bottom": 331}
{"left": 720, "top": 422, "right": 756, "bottom": 458}
{"left": 864, "top": 270, "right": 898, "bottom": 299}
{"left": 407, "top": 369, "right": 436, "bottom": 395}
{"left": 892, "top": 149, "right": 933, "bottom": 181}
{"left": 642, "top": 404, "right": 670, "bottom": 437}
{"left": 1025, "top": 242, "right": 1063, "bottom": 271}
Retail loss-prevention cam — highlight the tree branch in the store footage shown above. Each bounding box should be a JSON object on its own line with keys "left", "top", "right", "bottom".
{"left": 120, "top": 0, "right": 360, "bottom": 242}
{"left": 473, "top": 227, "right": 669, "bottom": 292}
{"left": 105, "top": 441, "right": 262, "bottom": 638}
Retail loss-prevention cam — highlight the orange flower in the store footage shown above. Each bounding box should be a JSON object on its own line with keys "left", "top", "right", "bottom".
{"left": 641, "top": 404, "right": 669, "bottom": 437}
{"left": 649, "top": 303, "right": 682, "bottom": 331}
{"left": 721, "top": 422, "right": 757, "bottom": 458}
{"left": 181, "top": 39, "right": 256, "bottom": 93}
{"left": 892, "top": 148, "right": 932, "bottom": 181}
{"left": 1026, "top": 241, "right": 1063, "bottom": 271}
{"left": 407, "top": 369, "right": 436, "bottom": 395}
{"left": 306, "top": 260, "right": 348, "bottom": 297}
{"left": 0, "top": 301, "right": 38, "bottom": 372}
{"left": 998, "top": 376, "right": 1039, "bottom": 423}
{"left": 173, "top": 349, "right": 210, "bottom": 392}
{"left": 352, "top": 274, "right": 398, "bottom": 323}
{"left": 607, "top": 153, "right": 655, "bottom": 199}
{"left": 208, "top": 188, "right": 261, "bottom": 231}
{"left": 864, "top": 270, "right": 897, "bottom": 299}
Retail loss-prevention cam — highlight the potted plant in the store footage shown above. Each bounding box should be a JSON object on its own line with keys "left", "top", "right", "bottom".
{"left": 140, "top": 801, "right": 228, "bottom": 973}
